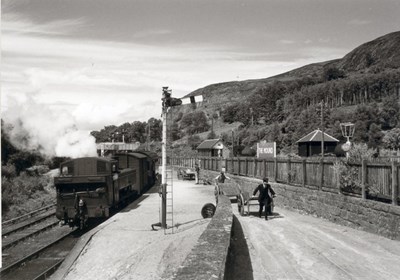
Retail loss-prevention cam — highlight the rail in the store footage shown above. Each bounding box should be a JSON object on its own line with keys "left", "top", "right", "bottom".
{"left": 2, "top": 204, "right": 56, "bottom": 226}
{"left": 1, "top": 229, "right": 76, "bottom": 277}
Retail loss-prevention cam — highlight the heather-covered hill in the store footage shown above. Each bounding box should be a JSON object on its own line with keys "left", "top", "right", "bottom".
{"left": 338, "top": 31, "right": 400, "bottom": 72}
{"left": 182, "top": 31, "right": 400, "bottom": 104}
{"left": 173, "top": 31, "right": 400, "bottom": 155}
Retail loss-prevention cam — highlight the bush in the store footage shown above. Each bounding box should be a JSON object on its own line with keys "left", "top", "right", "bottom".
{"left": 323, "top": 66, "right": 345, "bottom": 81}
{"left": 180, "top": 111, "right": 210, "bottom": 135}
{"left": 347, "top": 143, "right": 377, "bottom": 162}
{"left": 1, "top": 173, "right": 55, "bottom": 220}
{"left": 187, "top": 135, "right": 203, "bottom": 150}
{"left": 2, "top": 164, "right": 17, "bottom": 178}
{"left": 8, "top": 151, "right": 44, "bottom": 175}
{"left": 332, "top": 160, "right": 362, "bottom": 193}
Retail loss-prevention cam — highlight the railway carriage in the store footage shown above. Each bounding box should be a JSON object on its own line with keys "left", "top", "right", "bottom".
{"left": 54, "top": 154, "right": 157, "bottom": 228}
{"left": 113, "top": 152, "right": 148, "bottom": 194}
{"left": 134, "top": 150, "right": 159, "bottom": 186}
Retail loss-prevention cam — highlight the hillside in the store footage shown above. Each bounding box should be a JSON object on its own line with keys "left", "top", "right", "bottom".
{"left": 182, "top": 31, "right": 400, "bottom": 105}
{"left": 86, "top": 31, "right": 400, "bottom": 157}
{"left": 338, "top": 31, "right": 400, "bottom": 72}
{"left": 172, "top": 31, "right": 400, "bottom": 155}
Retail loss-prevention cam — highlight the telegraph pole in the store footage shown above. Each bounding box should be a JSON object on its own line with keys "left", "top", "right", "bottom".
{"left": 321, "top": 101, "right": 325, "bottom": 159}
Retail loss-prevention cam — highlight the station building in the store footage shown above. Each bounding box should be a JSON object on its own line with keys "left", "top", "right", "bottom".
{"left": 196, "top": 139, "right": 230, "bottom": 158}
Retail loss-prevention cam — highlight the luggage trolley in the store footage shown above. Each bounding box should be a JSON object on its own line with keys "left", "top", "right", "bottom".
{"left": 237, "top": 190, "right": 274, "bottom": 216}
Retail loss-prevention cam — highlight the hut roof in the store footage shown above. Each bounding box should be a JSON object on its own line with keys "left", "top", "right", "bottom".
{"left": 197, "top": 139, "right": 221, "bottom": 150}
{"left": 296, "top": 129, "right": 339, "bottom": 143}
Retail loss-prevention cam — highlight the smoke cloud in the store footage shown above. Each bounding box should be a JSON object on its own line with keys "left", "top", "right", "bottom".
{"left": 3, "top": 95, "right": 97, "bottom": 158}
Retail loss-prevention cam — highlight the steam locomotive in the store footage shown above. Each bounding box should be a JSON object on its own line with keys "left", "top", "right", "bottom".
{"left": 54, "top": 151, "right": 158, "bottom": 228}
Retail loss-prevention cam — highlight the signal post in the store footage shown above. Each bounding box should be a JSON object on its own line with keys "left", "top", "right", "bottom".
{"left": 152, "top": 87, "right": 182, "bottom": 230}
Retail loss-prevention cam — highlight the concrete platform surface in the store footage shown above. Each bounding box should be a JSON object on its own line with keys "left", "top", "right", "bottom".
{"left": 234, "top": 205, "right": 400, "bottom": 280}
{"left": 51, "top": 174, "right": 216, "bottom": 280}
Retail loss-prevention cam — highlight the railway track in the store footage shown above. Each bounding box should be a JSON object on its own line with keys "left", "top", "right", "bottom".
{"left": 2, "top": 213, "right": 60, "bottom": 250}
{"left": 2, "top": 204, "right": 56, "bottom": 228}
{"left": 1, "top": 205, "right": 81, "bottom": 280}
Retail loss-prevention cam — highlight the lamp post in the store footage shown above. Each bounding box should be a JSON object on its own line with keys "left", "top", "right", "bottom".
{"left": 340, "top": 122, "right": 355, "bottom": 159}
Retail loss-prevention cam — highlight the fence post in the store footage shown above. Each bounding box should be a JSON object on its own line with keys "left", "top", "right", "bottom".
{"left": 245, "top": 158, "right": 248, "bottom": 176}
{"left": 319, "top": 158, "right": 324, "bottom": 191}
{"left": 302, "top": 159, "right": 306, "bottom": 188}
{"left": 274, "top": 158, "right": 278, "bottom": 182}
{"left": 253, "top": 158, "right": 257, "bottom": 178}
{"left": 231, "top": 158, "right": 234, "bottom": 174}
{"left": 263, "top": 159, "right": 266, "bottom": 178}
{"left": 361, "top": 159, "right": 367, "bottom": 200}
{"left": 392, "top": 161, "right": 398, "bottom": 206}
{"left": 238, "top": 157, "right": 241, "bottom": 176}
{"left": 336, "top": 161, "right": 342, "bottom": 194}
{"left": 287, "top": 158, "right": 291, "bottom": 183}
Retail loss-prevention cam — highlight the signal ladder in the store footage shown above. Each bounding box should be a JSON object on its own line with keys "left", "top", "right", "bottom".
{"left": 164, "top": 168, "right": 174, "bottom": 234}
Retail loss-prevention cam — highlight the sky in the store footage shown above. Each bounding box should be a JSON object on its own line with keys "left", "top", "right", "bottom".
{"left": 1, "top": 0, "right": 400, "bottom": 156}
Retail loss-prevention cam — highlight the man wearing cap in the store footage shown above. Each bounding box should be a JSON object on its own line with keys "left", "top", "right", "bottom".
{"left": 253, "top": 177, "right": 275, "bottom": 220}
{"left": 215, "top": 168, "right": 230, "bottom": 184}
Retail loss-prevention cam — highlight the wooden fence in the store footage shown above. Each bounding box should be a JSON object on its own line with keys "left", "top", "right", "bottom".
{"left": 169, "top": 157, "right": 399, "bottom": 206}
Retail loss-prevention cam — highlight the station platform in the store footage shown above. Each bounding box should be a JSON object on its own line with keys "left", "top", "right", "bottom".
{"left": 51, "top": 172, "right": 216, "bottom": 280}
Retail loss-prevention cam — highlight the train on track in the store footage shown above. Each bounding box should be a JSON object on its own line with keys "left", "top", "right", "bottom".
{"left": 54, "top": 151, "right": 158, "bottom": 228}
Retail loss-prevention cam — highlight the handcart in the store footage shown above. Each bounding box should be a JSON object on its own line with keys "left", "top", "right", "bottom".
{"left": 237, "top": 191, "right": 274, "bottom": 216}
{"left": 177, "top": 168, "right": 196, "bottom": 180}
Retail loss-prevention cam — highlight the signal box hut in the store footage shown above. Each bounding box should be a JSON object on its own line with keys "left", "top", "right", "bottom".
{"left": 297, "top": 129, "right": 339, "bottom": 157}
{"left": 197, "top": 139, "right": 230, "bottom": 158}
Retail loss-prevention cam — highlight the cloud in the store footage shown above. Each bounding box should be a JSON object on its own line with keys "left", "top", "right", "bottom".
{"left": 72, "top": 102, "right": 135, "bottom": 130}
{"left": 318, "top": 38, "right": 331, "bottom": 44}
{"left": 2, "top": 12, "right": 86, "bottom": 36}
{"left": 1, "top": 9, "right": 349, "bottom": 134}
{"left": 133, "top": 29, "right": 173, "bottom": 38}
{"left": 280, "top": 39, "right": 295, "bottom": 45}
{"left": 348, "top": 19, "right": 371, "bottom": 26}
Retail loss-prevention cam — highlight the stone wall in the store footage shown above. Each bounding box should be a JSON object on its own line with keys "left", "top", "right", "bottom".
{"left": 200, "top": 169, "right": 400, "bottom": 241}
{"left": 174, "top": 195, "right": 233, "bottom": 280}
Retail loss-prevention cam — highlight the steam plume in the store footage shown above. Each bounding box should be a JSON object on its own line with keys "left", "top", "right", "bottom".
{"left": 3, "top": 96, "right": 97, "bottom": 158}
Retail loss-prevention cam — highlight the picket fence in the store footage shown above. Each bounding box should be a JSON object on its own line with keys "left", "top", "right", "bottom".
{"left": 169, "top": 156, "right": 399, "bottom": 206}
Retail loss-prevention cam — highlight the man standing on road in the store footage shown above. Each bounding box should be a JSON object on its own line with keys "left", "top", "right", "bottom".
{"left": 195, "top": 163, "right": 200, "bottom": 184}
{"left": 253, "top": 177, "right": 275, "bottom": 220}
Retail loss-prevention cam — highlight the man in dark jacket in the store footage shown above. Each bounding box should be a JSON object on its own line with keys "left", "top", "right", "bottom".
{"left": 253, "top": 177, "right": 275, "bottom": 220}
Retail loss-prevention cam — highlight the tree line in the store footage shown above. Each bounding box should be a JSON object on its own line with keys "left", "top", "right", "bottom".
{"left": 217, "top": 67, "right": 400, "bottom": 155}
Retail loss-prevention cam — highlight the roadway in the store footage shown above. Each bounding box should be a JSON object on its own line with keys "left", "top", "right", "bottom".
{"left": 230, "top": 204, "right": 400, "bottom": 280}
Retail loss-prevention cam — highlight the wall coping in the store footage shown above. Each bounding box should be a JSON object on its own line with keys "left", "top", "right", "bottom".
{"left": 174, "top": 195, "right": 233, "bottom": 280}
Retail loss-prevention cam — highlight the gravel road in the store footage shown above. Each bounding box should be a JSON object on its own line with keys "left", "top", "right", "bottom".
{"left": 233, "top": 205, "right": 400, "bottom": 280}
